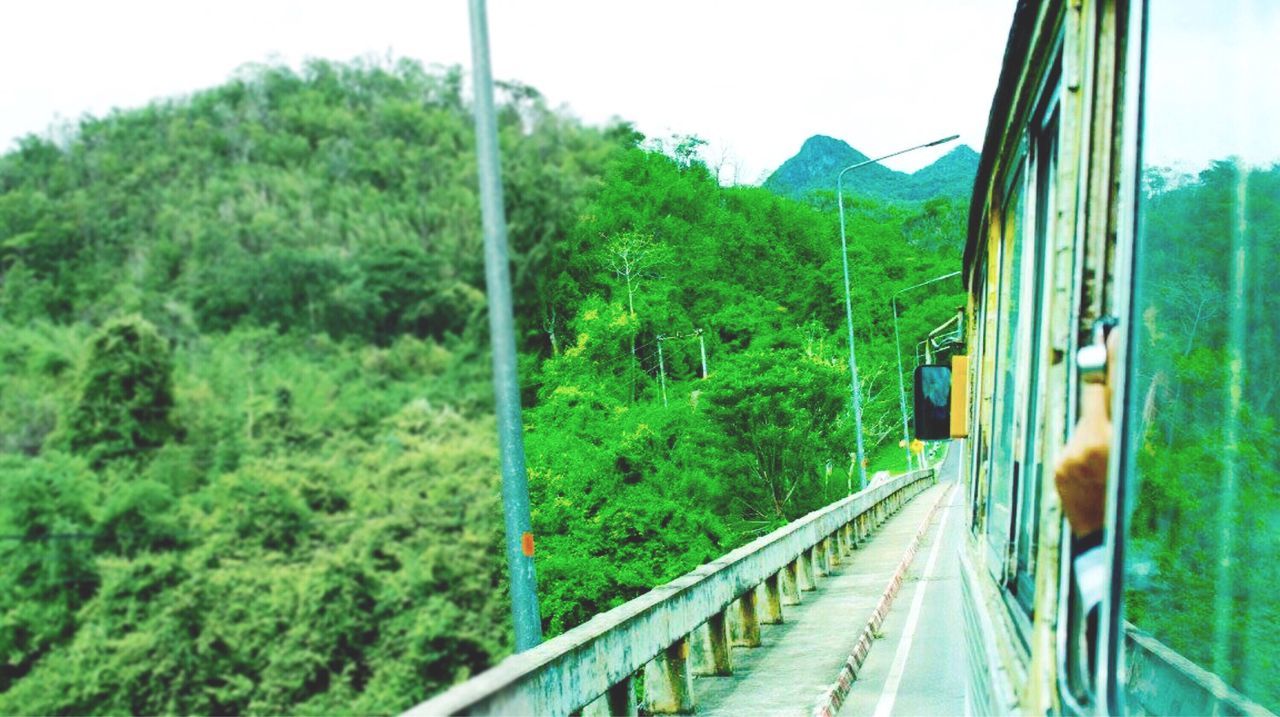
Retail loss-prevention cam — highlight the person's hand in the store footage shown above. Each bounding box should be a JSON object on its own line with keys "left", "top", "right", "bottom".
{"left": 1054, "top": 330, "right": 1118, "bottom": 537}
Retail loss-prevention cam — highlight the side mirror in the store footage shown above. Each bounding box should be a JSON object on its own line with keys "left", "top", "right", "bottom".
{"left": 913, "top": 364, "right": 952, "bottom": 440}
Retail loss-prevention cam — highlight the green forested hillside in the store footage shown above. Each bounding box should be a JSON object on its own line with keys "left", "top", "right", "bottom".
{"left": 1125, "top": 162, "right": 1280, "bottom": 709}
{"left": 0, "top": 59, "right": 965, "bottom": 713}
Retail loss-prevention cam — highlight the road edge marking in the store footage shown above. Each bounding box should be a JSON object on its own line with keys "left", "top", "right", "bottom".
{"left": 810, "top": 483, "right": 954, "bottom": 717}
{"left": 871, "top": 486, "right": 957, "bottom": 717}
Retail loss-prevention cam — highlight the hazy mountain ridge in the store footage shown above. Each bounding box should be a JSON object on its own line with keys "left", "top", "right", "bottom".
{"left": 764, "top": 135, "right": 979, "bottom": 202}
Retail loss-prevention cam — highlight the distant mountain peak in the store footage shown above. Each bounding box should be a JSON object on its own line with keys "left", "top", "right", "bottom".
{"left": 799, "top": 134, "right": 861, "bottom": 157}
{"left": 763, "top": 135, "right": 978, "bottom": 202}
{"left": 924, "top": 144, "right": 981, "bottom": 167}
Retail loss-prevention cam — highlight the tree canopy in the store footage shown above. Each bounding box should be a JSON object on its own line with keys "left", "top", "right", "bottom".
{"left": 0, "top": 59, "right": 968, "bottom": 713}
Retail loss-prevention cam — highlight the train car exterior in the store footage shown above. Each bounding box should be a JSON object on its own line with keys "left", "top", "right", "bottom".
{"left": 954, "top": 0, "right": 1278, "bottom": 714}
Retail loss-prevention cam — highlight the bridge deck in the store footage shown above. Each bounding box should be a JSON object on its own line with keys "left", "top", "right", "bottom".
{"left": 690, "top": 458, "right": 958, "bottom": 717}
{"left": 840, "top": 456, "right": 967, "bottom": 716}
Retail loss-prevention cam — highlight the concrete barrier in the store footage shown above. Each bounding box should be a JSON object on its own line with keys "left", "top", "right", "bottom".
{"left": 1123, "top": 624, "right": 1272, "bottom": 717}
{"left": 403, "top": 468, "right": 937, "bottom": 717}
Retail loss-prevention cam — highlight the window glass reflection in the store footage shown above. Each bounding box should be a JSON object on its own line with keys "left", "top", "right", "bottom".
{"left": 987, "top": 173, "right": 1024, "bottom": 565}
{"left": 1124, "top": 2, "right": 1280, "bottom": 711}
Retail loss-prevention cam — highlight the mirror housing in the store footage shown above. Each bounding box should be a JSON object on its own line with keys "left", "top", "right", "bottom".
{"left": 914, "top": 364, "right": 952, "bottom": 440}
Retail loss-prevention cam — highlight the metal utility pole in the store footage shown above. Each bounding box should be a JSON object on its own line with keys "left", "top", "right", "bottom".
{"left": 468, "top": 0, "right": 541, "bottom": 652}
{"left": 836, "top": 134, "right": 957, "bottom": 488}
{"left": 697, "top": 328, "right": 708, "bottom": 378}
{"left": 891, "top": 270, "right": 961, "bottom": 472}
{"left": 657, "top": 336, "right": 668, "bottom": 406}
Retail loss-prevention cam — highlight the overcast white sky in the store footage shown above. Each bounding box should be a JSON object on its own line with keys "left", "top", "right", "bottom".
{"left": 1, "top": 1, "right": 1018, "bottom": 184}
{"left": 1144, "top": 2, "right": 1280, "bottom": 171}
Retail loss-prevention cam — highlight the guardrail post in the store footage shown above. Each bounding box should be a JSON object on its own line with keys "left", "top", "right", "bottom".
{"left": 643, "top": 638, "right": 695, "bottom": 714}
{"left": 760, "top": 574, "right": 784, "bottom": 624}
{"left": 691, "top": 610, "right": 733, "bottom": 676}
{"left": 825, "top": 536, "right": 839, "bottom": 568}
{"left": 799, "top": 551, "right": 816, "bottom": 590}
{"left": 842, "top": 523, "right": 854, "bottom": 555}
{"left": 810, "top": 545, "right": 828, "bottom": 577}
{"left": 582, "top": 674, "right": 637, "bottom": 717}
{"left": 729, "top": 590, "right": 761, "bottom": 647}
{"left": 782, "top": 560, "right": 802, "bottom": 604}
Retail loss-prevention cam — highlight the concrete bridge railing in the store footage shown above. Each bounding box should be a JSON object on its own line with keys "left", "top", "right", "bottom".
{"left": 405, "top": 467, "right": 938, "bottom": 717}
{"left": 1123, "top": 624, "right": 1273, "bottom": 717}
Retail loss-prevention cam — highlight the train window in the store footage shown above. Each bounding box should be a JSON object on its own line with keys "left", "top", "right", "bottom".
{"left": 1011, "top": 104, "right": 1058, "bottom": 615}
{"left": 969, "top": 261, "right": 992, "bottom": 538}
{"left": 1115, "top": 1, "right": 1280, "bottom": 713}
{"left": 984, "top": 164, "right": 1025, "bottom": 577}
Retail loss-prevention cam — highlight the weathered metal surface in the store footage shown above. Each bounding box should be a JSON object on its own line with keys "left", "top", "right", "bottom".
{"left": 402, "top": 468, "right": 935, "bottom": 717}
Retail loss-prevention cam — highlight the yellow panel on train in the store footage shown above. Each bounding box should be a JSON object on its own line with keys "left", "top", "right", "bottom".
{"left": 949, "top": 354, "right": 969, "bottom": 438}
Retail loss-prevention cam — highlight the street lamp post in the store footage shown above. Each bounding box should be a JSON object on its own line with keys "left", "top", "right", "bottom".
{"left": 891, "top": 270, "right": 961, "bottom": 473}
{"left": 468, "top": 0, "right": 542, "bottom": 652}
{"left": 836, "top": 134, "right": 957, "bottom": 489}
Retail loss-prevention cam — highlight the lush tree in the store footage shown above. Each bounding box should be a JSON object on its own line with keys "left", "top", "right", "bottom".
{"left": 64, "top": 315, "right": 178, "bottom": 468}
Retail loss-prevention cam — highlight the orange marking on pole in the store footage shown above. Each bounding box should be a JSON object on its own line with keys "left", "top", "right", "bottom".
{"left": 521, "top": 532, "right": 535, "bottom": 556}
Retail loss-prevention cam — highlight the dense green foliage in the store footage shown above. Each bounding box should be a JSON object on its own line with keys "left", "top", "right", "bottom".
{"left": 763, "top": 134, "right": 979, "bottom": 202}
{"left": 0, "top": 60, "right": 965, "bottom": 713}
{"left": 1125, "top": 162, "right": 1280, "bottom": 710}
{"left": 64, "top": 316, "right": 179, "bottom": 468}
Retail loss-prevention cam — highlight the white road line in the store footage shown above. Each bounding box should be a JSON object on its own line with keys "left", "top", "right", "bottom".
{"left": 871, "top": 485, "right": 956, "bottom": 717}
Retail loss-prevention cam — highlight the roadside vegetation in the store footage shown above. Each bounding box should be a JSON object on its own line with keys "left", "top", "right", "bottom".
{"left": 0, "top": 59, "right": 966, "bottom": 712}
